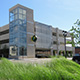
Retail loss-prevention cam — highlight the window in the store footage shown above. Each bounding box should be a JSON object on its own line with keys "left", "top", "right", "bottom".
{"left": 60, "top": 42, "right": 64, "bottom": 45}
{"left": 19, "top": 8, "right": 23, "bottom": 14}
{"left": 19, "top": 14, "right": 23, "bottom": 19}
{"left": 52, "top": 32, "right": 56, "bottom": 36}
{"left": 18, "top": 20, "right": 23, "bottom": 25}
{"left": 19, "top": 14, "right": 26, "bottom": 20}
{"left": 53, "top": 41, "right": 57, "bottom": 44}
{"left": 19, "top": 33, "right": 27, "bottom": 44}
{"left": 19, "top": 8, "right": 26, "bottom": 20}
{"left": 19, "top": 25, "right": 26, "bottom": 32}
{"left": 23, "top": 10, "right": 26, "bottom": 15}
{"left": 14, "top": 14, "right": 18, "bottom": 20}
{"left": 59, "top": 34, "right": 63, "bottom": 37}
{"left": 10, "top": 11, "right": 14, "bottom": 17}
{"left": 14, "top": 9, "right": 17, "bottom": 14}
{"left": 10, "top": 8, "right": 18, "bottom": 22}
{"left": 10, "top": 16, "right": 14, "bottom": 22}
{"left": 19, "top": 46, "right": 27, "bottom": 55}
{"left": 23, "top": 15, "right": 26, "bottom": 20}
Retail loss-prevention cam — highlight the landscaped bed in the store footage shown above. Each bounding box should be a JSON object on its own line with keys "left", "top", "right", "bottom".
{"left": 0, "top": 57, "right": 80, "bottom": 80}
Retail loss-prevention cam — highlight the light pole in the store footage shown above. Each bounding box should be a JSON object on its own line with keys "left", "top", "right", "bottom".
{"left": 62, "top": 30, "right": 67, "bottom": 58}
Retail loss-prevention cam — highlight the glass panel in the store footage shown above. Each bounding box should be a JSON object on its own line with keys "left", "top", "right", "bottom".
{"left": 19, "top": 33, "right": 27, "bottom": 44}
{"left": 23, "top": 23, "right": 26, "bottom": 26}
{"left": 23, "top": 10, "right": 26, "bottom": 15}
{"left": 19, "top": 8, "right": 22, "bottom": 14}
{"left": 10, "top": 8, "right": 18, "bottom": 22}
{"left": 14, "top": 9, "right": 17, "bottom": 14}
{"left": 19, "top": 46, "right": 26, "bottom": 55}
{"left": 14, "top": 14, "right": 17, "bottom": 20}
{"left": 10, "top": 12, "right": 13, "bottom": 17}
{"left": 19, "top": 25, "right": 26, "bottom": 32}
{"left": 23, "top": 19, "right": 26, "bottom": 24}
{"left": 23, "top": 15, "right": 26, "bottom": 20}
{"left": 19, "top": 14, "right": 23, "bottom": 19}
{"left": 19, "top": 20, "right": 23, "bottom": 25}
{"left": 10, "top": 11, "right": 14, "bottom": 16}
{"left": 10, "top": 15, "right": 14, "bottom": 22}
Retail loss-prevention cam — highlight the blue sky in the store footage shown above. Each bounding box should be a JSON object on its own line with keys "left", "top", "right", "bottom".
{"left": 0, "top": 0, "right": 80, "bottom": 31}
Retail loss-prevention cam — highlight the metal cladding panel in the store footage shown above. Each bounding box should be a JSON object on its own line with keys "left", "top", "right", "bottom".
{"left": 35, "top": 22, "right": 52, "bottom": 49}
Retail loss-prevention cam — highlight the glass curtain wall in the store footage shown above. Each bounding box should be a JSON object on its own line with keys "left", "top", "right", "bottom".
{"left": 36, "top": 23, "right": 52, "bottom": 49}
{"left": 9, "top": 7, "right": 27, "bottom": 56}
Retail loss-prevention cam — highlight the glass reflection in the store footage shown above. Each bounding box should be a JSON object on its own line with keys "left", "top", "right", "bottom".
{"left": 9, "top": 8, "right": 27, "bottom": 56}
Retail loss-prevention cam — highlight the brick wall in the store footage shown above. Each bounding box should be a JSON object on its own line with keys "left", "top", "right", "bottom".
{"left": 75, "top": 47, "right": 80, "bottom": 53}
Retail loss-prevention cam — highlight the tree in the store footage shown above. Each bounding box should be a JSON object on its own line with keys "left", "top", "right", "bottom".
{"left": 69, "top": 19, "right": 80, "bottom": 47}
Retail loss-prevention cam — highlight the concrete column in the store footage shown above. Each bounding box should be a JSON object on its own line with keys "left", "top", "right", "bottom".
{"left": 56, "top": 28, "right": 60, "bottom": 55}
{"left": 26, "top": 9, "right": 35, "bottom": 58}
{"left": 72, "top": 47, "right": 75, "bottom": 56}
{"left": 51, "top": 49, "right": 53, "bottom": 56}
{"left": 71, "top": 37, "right": 75, "bottom": 56}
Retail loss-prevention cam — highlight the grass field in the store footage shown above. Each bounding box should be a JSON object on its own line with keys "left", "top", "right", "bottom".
{"left": 0, "top": 57, "right": 80, "bottom": 80}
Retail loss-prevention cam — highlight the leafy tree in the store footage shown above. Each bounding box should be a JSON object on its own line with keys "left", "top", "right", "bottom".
{"left": 69, "top": 19, "right": 80, "bottom": 47}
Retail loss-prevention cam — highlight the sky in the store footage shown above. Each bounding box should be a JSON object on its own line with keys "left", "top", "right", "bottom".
{"left": 0, "top": 0, "right": 80, "bottom": 31}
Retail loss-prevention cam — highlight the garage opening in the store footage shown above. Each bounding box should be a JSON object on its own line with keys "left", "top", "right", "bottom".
{"left": 35, "top": 49, "right": 51, "bottom": 58}
{"left": 0, "top": 49, "right": 9, "bottom": 58}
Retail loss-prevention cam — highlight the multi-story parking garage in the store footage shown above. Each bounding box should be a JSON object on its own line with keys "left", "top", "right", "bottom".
{"left": 0, "top": 4, "right": 75, "bottom": 59}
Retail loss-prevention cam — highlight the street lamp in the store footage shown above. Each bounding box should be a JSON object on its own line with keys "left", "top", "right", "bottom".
{"left": 62, "top": 30, "right": 67, "bottom": 58}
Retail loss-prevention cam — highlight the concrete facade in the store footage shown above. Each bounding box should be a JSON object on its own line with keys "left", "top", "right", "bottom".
{"left": 0, "top": 4, "right": 75, "bottom": 58}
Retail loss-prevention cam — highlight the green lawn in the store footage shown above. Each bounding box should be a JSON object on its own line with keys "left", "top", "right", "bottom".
{"left": 0, "top": 57, "right": 80, "bottom": 80}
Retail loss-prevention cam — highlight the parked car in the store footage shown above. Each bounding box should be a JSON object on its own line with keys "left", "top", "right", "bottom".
{"left": 72, "top": 53, "right": 80, "bottom": 63}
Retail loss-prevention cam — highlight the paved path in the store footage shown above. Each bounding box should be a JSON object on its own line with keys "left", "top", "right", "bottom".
{"left": 9, "top": 58, "right": 51, "bottom": 64}
{"left": 9, "top": 57, "right": 72, "bottom": 64}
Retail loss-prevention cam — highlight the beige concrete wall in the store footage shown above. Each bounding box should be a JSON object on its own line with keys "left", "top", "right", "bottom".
{"left": 0, "top": 24, "right": 9, "bottom": 50}
{"left": 52, "top": 27, "right": 56, "bottom": 33}
{"left": 0, "top": 24, "right": 9, "bottom": 32}
{"left": 52, "top": 45, "right": 57, "bottom": 50}
{"left": 26, "top": 5, "right": 35, "bottom": 58}
{"left": 0, "top": 33, "right": 9, "bottom": 41}
{"left": 59, "top": 45, "right": 65, "bottom": 51}
{"left": 53, "top": 36, "right": 57, "bottom": 41}
{"left": 66, "top": 47, "right": 72, "bottom": 51}
{"left": 52, "top": 27, "right": 74, "bottom": 54}
{"left": 59, "top": 37, "right": 64, "bottom": 43}
{"left": 27, "top": 22, "right": 34, "bottom": 33}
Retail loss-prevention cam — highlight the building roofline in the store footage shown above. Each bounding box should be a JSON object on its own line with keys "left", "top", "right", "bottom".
{"left": 0, "top": 24, "right": 9, "bottom": 28}
{"left": 9, "top": 4, "right": 33, "bottom": 12}
{"left": 35, "top": 21, "right": 52, "bottom": 27}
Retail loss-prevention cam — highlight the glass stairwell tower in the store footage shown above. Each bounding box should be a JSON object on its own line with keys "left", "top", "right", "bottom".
{"left": 9, "top": 6, "right": 27, "bottom": 58}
